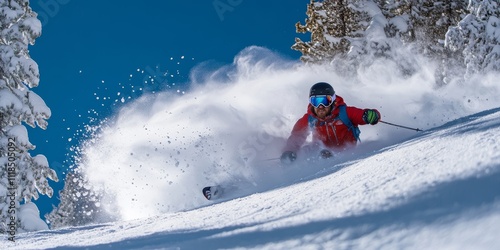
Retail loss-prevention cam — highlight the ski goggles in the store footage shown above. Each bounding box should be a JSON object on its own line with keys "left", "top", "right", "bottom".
{"left": 309, "top": 95, "right": 335, "bottom": 108}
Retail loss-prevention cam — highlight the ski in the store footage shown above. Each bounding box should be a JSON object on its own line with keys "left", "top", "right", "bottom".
{"left": 202, "top": 185, "right": 223, "bottom": 200}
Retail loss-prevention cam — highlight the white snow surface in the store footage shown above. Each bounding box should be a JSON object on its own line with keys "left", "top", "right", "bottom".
{"left": 4, "top": 47, "right": 500, "bottom": 249}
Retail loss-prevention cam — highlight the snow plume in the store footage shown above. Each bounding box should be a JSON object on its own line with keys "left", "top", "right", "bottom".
{"left": 74, "top": 46, "right": 500, "bottom": 222}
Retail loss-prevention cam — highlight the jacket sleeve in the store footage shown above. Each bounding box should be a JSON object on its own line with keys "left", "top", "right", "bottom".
{"left": 283, "top": 114, "right": 310, "bottom": 153}
{"left": 346, "top": 106, "right": 368, "bottom": 126}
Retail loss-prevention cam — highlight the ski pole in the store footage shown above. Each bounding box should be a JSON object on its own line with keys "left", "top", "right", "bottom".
{"left": 380, "top": 120, "right": 423, "bottom": 132}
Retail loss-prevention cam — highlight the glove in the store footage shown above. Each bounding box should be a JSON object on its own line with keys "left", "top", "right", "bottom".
{"left": 363, "top": 109, "right": 380, "bottom": 125}
{"left": 280, "top": 151, "right": 297, "bottom": 165}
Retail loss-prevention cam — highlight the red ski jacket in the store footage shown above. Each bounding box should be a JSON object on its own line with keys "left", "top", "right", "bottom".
{"left": 283, "top": 95, "right": 370, "bottom": 153}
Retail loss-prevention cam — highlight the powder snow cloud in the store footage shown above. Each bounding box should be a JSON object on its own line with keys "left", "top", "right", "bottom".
{"left": 76, "top": 46, "right": 500, "bottom": 221}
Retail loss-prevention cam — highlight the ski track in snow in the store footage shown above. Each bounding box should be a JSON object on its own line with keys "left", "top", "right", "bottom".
{"left": 6, "top": 107, "right": 500, "bottom": 249}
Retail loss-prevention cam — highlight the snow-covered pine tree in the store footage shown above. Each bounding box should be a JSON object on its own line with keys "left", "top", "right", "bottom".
{"left": 46, "top": 171, "right": 113, "bottom": 228}
{"left": 292, "top": 0, "right": 350, "bottom": 63}
{"left": 445, "top": 0, "right": 500, "bottom": 78}
{"left": 410, "top": 0, "right": 440, "bottom": 56}
{"left": 291, "top": 0, "right": 318, "bottom": 61}
{"left": 433, "top": 0, "right": 468, "bottom": 85}
{"left": 341, "top": 0, "right": 371, "bottom": 58}
{"left": 406, "top": 0, "right": 467, "bottom": 85}
{"left": 293, "top": 0, "right": 477, "bottom": 83}
{"left": 0, "top": 0, "right": 58, "bottom": 234}
{"left": 293, "top": 0, "right": 419, "bottom": 76}
{"left": 376, "top": 0, "right": 413, "bottom": 42}
{"left": 373, "top": 0, "right": 466, "bottom": 58}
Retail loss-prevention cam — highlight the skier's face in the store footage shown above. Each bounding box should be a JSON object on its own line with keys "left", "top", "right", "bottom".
{"left": 314, "top": 105, "right": 331, "bottom": 119}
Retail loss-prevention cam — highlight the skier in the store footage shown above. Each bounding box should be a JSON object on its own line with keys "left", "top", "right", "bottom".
{"left": 280, "top": 82, "right": 381, "bottom": 164}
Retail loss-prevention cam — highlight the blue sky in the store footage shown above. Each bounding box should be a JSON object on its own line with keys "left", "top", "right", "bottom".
{"left": 28, "top": 1, "right": 309, "bottom": 217}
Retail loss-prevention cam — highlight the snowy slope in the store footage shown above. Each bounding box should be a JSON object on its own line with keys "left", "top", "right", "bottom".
{"left": 6, "top": 107, "right": 500, "bottom": 249}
